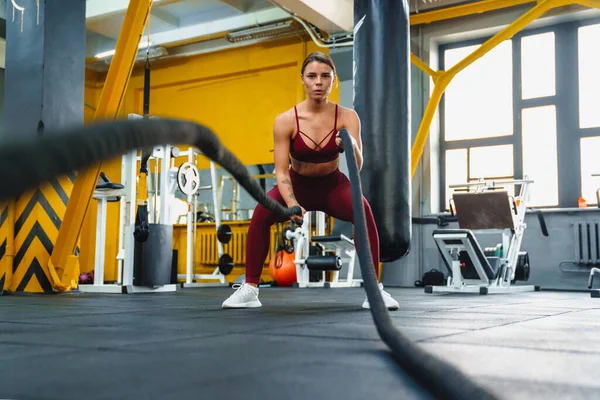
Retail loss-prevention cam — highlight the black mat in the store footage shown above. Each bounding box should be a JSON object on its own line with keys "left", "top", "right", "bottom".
{"left": 1, "top": 287, "right": 599, "bottom": 400}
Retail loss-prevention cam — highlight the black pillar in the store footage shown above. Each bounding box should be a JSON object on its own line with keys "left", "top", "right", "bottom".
{"left": 2, "top": 0, "right": 86, "bottom": 293}
{"left": 3, "top": 0, "right": 86, "bottom": 138}
{"left": 353, "top": 0, "right": 411, "bottom": 262}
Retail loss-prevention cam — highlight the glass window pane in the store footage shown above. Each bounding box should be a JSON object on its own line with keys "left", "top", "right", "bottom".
{"left": 469, "top": 145, "right": 514, "bottom": 179}
{"left": 445, "top": 149, "right": 467, "bottom": 209}
{"left": 522, "top": 106, "right": 559, "bottom": 207}
{"left": 521, "top": 32, "right": 556, "bottom": 99}
{"left": 580, "top": 137, "right": 600, "bottom": 205}
{"left": 578, "top": 24, "right": 600, "bottom": 129}
{"left": 444, "top": 41, "right": 513, "bottom": 141}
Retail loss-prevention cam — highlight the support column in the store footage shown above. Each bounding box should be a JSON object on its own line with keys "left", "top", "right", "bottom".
{"left": 353, "top": 0, "right": 411, "bottom": 262}
{"left": 2, "top": 0, "right": 86, "bottom": 293}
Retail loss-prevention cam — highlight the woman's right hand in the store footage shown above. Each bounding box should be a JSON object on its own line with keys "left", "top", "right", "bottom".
{"left": 289, "top": 204, "right": 306, "bottom": 225}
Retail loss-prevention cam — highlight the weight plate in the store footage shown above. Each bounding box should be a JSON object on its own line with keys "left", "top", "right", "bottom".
{"left": 218, "top": 254, "right": 234, "bottom": 276}
{"left": 217, "top": 224, "right": 232, "bottom": 244}
{"left": 177, "top": 161, "right": 200, "bottom": 196}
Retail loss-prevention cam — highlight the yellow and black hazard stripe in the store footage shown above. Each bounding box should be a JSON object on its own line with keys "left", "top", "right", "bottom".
{"left": 10, "top": 171, "right": 78, "bottom": 293}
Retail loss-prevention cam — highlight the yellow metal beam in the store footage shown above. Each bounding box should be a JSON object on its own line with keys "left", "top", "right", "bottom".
{"left": 48, "top": 0, "right": 154, "bottom": 291}
{"left": 410, "top": 53, "right": 442, "bottom": 82}
{"left": 410, "top": 0, "right": 537, "bottom": 26}
{"left": 573, "top": 0, "right": 600, "bottom": 9}
{"left": 410, "top": 0, "right": 582, "bottom": 178}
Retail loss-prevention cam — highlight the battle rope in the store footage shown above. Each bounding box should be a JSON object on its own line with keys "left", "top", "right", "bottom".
{"left": 0, "top": 119, "right": 301, "bottom": 219}
{"left": 338, "top": 129, "right": 497, "bottom": 400}
{"left": 0, "top": 119, "right": 496, "bottom": 400}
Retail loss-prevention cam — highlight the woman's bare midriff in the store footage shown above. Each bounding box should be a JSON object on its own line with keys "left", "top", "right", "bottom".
{"left": 290, "top": 157, "right": 339, "bottom": 177}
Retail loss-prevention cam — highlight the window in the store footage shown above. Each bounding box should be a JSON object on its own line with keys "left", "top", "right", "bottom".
{"left": 521, "top": 106, "right": 559, "bottom": 207}
{"left": 578, "top": 24, "right": 600, "bottom": 129}
{"left": 470, "top": 145, "right": 515, "bottom": 199}
{"left": 580, "top": 137, "right": 600, "bottom": 205}
{"left": 445, "top": 149, "right": 468, "bottom": 206}
{"left": 444, "top": 147, "right": 515, "bottom": 208}
{"left": 469, "top": 145, "right": 514, "bottom": 179}
{"left": 521, "top": 32, "right": 556, "bottom": 99}
{"left": 440, "top": 20, "right": 600, "bottom": 210}
{"left": 444, "top": 41, "right": 513, "bottom": 141}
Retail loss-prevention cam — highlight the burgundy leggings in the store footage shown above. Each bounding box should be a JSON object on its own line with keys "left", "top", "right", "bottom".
{"left": 245, "top": 168, "right": 380, "bottom": 284}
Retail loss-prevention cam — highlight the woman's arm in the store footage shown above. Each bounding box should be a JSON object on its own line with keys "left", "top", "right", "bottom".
{"left": 273, "top": 112, "right": 298, "bottom": 207}
{"left": 336, "top": 109, "right": 364, "bottom": 170}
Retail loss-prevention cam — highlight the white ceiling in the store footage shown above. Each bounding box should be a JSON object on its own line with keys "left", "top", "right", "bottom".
{"left": 86, "top": 0, "right": 275, "bottom": 39}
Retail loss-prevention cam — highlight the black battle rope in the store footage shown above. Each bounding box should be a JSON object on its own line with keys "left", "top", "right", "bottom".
{"left": 0, "top": 119, "right": 301, "bottom": 220}
{"left": 338, "top": 129, "right": 497, "bottom": 400}
{"left": 0, "top": 119, "right": 495, "bottom": 400}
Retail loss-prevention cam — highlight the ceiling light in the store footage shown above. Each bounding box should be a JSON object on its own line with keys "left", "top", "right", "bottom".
{"left": 94, "top": 42, "right": 153, "bottom": 59}
{"left": 226, "top": 20, "right": 296, "bottom": 43}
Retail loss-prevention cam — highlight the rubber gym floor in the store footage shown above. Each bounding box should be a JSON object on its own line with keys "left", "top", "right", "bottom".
{"left": 1, "top": 286, "right": 599, "bottom": 400}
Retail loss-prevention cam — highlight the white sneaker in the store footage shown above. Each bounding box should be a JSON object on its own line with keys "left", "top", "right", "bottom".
{"left": 362, "top": 283, "right": 399, "bottom": 310}
{"left": 222, "top": 283, "right": 262, "bottom": 309}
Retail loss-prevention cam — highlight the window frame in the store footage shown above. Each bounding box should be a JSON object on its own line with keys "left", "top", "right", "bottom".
{"left": 438, "top": 17, "right": 600, "bottom": 211}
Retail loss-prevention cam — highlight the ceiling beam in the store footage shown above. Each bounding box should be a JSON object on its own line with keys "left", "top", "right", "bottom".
{"left": 219, "top": 0, "right": 254, "bottom": 13}
{"left": 151, "top": 8, "right": 179, "bottom": 28}
{"left": 140, "top": 7, "right": 290, "bottom": 47}
{"left": 86, "top": 0, "right": 127, "bottom": 20}
{"left": 272, "top": 0, "right": 353, "bottom": 33}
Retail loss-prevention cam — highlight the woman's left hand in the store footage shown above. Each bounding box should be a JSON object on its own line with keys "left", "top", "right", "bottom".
{"left": 335, "top": 131, "right": 347, "bottom": 152}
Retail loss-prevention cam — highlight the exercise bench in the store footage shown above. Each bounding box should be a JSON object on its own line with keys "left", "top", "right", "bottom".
{"left": 428, "top": 178, "right": 541, "bottom": 295}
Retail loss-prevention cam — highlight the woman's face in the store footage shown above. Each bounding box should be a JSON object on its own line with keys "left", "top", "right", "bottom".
{"left": 301, "top": 61, "right": 335, "bottom": 101}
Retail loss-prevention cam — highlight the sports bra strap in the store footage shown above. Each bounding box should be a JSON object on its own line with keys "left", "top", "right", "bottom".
{"left": 334, "top": 104, "right": 338, "bottom": 131}
{"left": 294, "top": 106, "right": 300, "bottom": 134}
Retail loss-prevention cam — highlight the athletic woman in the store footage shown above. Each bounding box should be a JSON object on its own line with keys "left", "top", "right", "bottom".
{"left": 222, "top": 52, "right": 399, "bottom": 310}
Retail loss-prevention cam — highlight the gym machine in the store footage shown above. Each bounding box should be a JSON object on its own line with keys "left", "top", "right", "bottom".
{"left": 587, "top": 173, "right": 600, "bottom": 298}
{"left": 175, "top": 147, "right": 230, "bottom": 288}
{"left": 284, "top": 211, "right": 362, "bottom": 288}
{"left": 428, "top": 178, "right": 543, "bottom": 295}
{"left": 81, "top": 115, "right": 180, "bottom": 293}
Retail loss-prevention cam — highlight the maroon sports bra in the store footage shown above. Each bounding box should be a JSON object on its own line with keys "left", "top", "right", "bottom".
{"left": 289, "top": 104, "right": 339, "bottom": 164}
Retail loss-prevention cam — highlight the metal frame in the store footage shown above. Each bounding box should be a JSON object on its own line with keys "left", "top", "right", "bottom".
{"left": 410, "top": 0, "right": 539, "bottom": 26}
{"left": 79, "top": 114, "right": 180, "bottom": 294}
{"left": 178, "top": 149, "right": 228, "bottom": 288}
{"left": 589, "top": 267, "right": 600, "bottom": 297}
{"left": 429, "top": 178, "right": 537, "bottom": 294}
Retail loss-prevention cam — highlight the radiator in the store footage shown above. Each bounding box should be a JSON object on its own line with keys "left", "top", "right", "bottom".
{"left": 574, "top": 221, "right": 600, "bottom": 264}
{"left": 195, "top": 226, "right": 277, "bottom": 267}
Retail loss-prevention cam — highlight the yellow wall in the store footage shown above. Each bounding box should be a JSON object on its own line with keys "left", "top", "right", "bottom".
{"left": 124, "top": 37, "right": 340, "bottom": 168}
{"left": 80, "top": 37, "right": 340, "bottom": 282}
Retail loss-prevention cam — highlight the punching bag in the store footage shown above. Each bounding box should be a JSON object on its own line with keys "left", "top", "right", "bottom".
{"left": 353, "top": 0, "right": 411, "bottom": 262}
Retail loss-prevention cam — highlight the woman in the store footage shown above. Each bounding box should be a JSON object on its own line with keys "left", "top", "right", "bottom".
{"left": 222, "top": 52, "right": 399, "bottom": 310}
